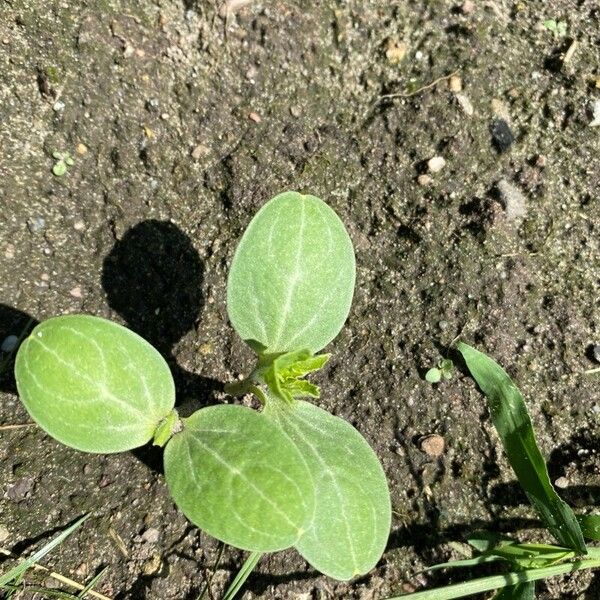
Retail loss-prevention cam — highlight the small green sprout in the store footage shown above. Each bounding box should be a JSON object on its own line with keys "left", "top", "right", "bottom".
{"left": 543, "top": 19, "right": 568, "bottom": 37}
{"left": 425, "top": 358, "right": 454, "bottom": 383}
{"left": 52, "top": 151, "right": 74, "bottom": 177}
{"left": 14, "top": 191, "right": 391, "bottom": 589}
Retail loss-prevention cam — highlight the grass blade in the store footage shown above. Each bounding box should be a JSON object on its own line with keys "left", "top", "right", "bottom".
{"left": 222, "top": 552, "right": 262, "bottom": 600}
{"left": 492, "top": 582, "right": 535, "bottom": 599}
{"left": 457, "top": 342, "right": 586, "bottom": 554}
{"left": 0, "top": 515, "right": 89, "bottom": 587}
{"left": 384, "top": 555, "right": 600, "bottom": 599}
{"left": 78, "top": 567, "right": 108, "bottom": 598}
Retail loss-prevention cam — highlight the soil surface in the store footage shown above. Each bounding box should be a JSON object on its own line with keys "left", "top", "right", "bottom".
{"left": 1, "top": 1, "right": 599, "bottom": 599}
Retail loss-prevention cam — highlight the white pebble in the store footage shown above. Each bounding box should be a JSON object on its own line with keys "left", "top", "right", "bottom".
{"left": 590, "top": 100, "right": 600, "bottom": 127}
{"left": 456, "top": 93, "right": 474, "bottom": 116}
{"left": 497, "top": 179, "right": 527, "bottom": 222}
{"left": 427, "top": 156, "right": 446, "bottom": 173}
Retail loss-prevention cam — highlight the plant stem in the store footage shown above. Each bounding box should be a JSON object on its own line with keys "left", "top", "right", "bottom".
{"left": 224, "top": 379, "right": 267, "bottom": 405}
{"left": 384, "top": 556, "right": 600, "bottom": 600}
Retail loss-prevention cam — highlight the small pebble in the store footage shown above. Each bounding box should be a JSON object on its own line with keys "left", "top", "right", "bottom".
{"left": 456, "top": 93, "right": 474, "bottom": 116}
{"left": 4, "top": 243, "right": 15, "bottom": 259}
{"left": 146, "top": 98, "right": 159, "bottom": 112}
{"left": 417, "top": 174, "right": 432, "bottom": 186}
{"left": 76, "top": 143, "right": 88, "bottom": 155}
{"left": 491, "top": 98, "right": 511, "bottom": 120}
{"left": 142, "top": 553, "right": 163, "bottom": 575}
{"left": 592, "top": 344, "right": 600, "bottom": 363}
{"left": 535, "top": 154, "right": 547, "bottom": 168}
{"left": 1, "top": 335, "right": 18, "bottom": 352}
{"left": 289, "top": 105, "right": 302, "bottom": 118}
{"left": 461, "top": 0, "right": 475, "bottom": 14}
{"left": 448, "top": 74, "right": 462, "bottom": 93}
{"left": 69, "top": 286, "right": 83, "bottom": 298}
{"left": 554, "top": 477, "right": 569, "bottom": 489}
{"left": 191, "top": 143, "right": 209, "bottom": 160}
{"left": 73, "top": 220, "right": 86, "bottom": 231}
{"left": 589, "top": 99, "right": 600, "bottom": 127}
{"left": 142, "top": 528, "right": 160, "bottom": 544}
{"left": 497, "top": 179, "right": 527, "bottom": 222}
{"left": 420, "top": 434, "right": 445, "bottom": 457}
{"left": 427, "top": 156, "right": 446, "bottom": 173}
{"left": 99, "top": 474, "right": 111, "bottom": 488}
{"left": 0, "top": 525, "right": 9, "bottom": 543}
{"left": 6, "top": 477, "right": 35, "bottom": 502}
{"left": 248, "top": 111, "right": 262, "bottom": 123}
{"left": 52, "top": 101, "right": 65, "bottom": 112}
{"left": 27, "top": 216, "right": 46, "bottom": 233}
{"left": 490, "top": 119, "right": 515, "bottom": 153}
{"left": 385, "top": 39, "right": 407, "bottom": 64}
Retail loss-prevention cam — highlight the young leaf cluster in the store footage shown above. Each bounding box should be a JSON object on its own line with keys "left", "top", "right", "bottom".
{"left": 13, "top": 191, "right": 391, "bottom": 585}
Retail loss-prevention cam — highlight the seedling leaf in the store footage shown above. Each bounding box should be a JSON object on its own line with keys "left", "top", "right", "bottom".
{"left": 266, "top": 400, "right": 391, "bottom": 580}
{"left": 53, "top": 161, "right": 67, "bottom": 177}
{"left": 164, "top": 405, "right": 314, "bottom": 553}
{"left": 457, "top": 342, "right": 587, "bottom": 554}
{"left": 425, "top": 368, "right": 442, "bottom": 383}
{"left": 227, "top": 192, "right": 356, "bottom": 354}
{"left": 15, "top": 315, "right": 176, "bottom": 453}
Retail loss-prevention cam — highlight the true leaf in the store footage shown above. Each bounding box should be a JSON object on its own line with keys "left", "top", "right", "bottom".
{"left": 164, "top": 404, "right": 314, "bottom": 553}
{"left": 457, "top": 342, "right": 586, "bottom": 554}
{"left": 227, "top": 191, "right": 356, "bottom": 355}
{"left": 15, "top": 315, "right": 175, "bottom": 453}
{"left": 265, "top": 399, "right": 391, "bottom": 580}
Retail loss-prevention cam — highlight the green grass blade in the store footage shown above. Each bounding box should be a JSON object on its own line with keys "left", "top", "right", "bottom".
{"left": 222, "top": 552, "right": 262, "bottom": 600}
{"left": 0, "top": 515, "right": 89, "bottom": 587}
{"left": 77, "top": 566, "right": 108, "bottom": 598}
{"left": 578, "top": 515, "right": 600, "bottom": 541}
{"left": 384, "top": 556, "right": 600, "bottom": 599}
{"left": 492, "top": 582, "right": 535, "bottom": 599}
{"left": 457, "top": 342, "right": 586, "bottom": 554}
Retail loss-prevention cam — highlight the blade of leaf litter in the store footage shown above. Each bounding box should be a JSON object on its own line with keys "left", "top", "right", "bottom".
{"left": 457, "top": 342, "right": 586, "bottom": 554}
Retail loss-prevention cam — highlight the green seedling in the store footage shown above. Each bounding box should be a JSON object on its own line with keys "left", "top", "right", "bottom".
{"left": 387, "top": 343, "right": 600, "bottom": 600}
{"left": 543, "top": 19, "right": 567, "bottom": 37}
{"left": 425, "top": 358, "right": 454, "bottom": 383}
{"left": 14, "top": 191, "right": 391, "bottom": 591}
{"left": 52, "top": 151, "right": 74, "bottom": 177}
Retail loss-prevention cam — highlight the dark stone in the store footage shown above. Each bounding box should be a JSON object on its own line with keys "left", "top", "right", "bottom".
{"left": 490, "top": 119, "right": 515, "bottom": 153}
